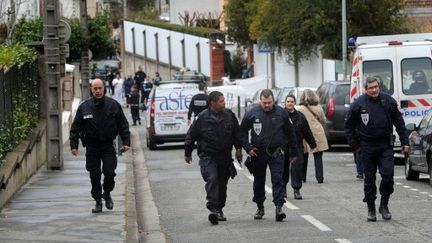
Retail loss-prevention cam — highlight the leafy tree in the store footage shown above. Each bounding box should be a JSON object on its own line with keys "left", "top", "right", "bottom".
{"left": 88, "top": 13, "right": 116, "bottom": 60}
{"left": 12, "top": 17, "right": 43, "bottom": 44}
{"left": 224, "top": 0, "right": 258, "bottom": 46}
{"left": 67, "top": 18, "right": 85, "bottom": 62}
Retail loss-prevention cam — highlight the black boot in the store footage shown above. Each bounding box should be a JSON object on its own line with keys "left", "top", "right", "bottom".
{"left": 208, "top": 209, "right": 219, "bottom": 225}
{"left": 379, "top": 195, "right": 392, "bottom": 220}
{"left": 92, "top": 199, "right": 103, "bottom": 213}
{"left": 367, "top": 201, "right": 376, "bottom": 222}
{"left": 294, "top": 189, "right": 302, "bottom": 200}
{"left": 217, "top": 210, "right": 227, "bottom": 221}
{"left": 103, "top": 191, "right": 114, "bottom": 210}
{"left": 254, "top": 205, "right": 265, "bottom": 220}
{"left": 275, "top": 206, "right": 286, "bottom": 222}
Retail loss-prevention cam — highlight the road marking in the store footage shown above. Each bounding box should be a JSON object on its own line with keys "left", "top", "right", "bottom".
{"left": 403, "top": 185, "right": 411, "bottom": 188}
{"left": 335, "top": 239, "right": 352, "bottom": 243}
{"left": 420, "top": 191, "right": 428, "bottom": 194}
{"left": 284, "top": 201, "right": 299, "bottom": 210}
{"left": 429, "top": 195, "right": 432, "bottom": 198}
{"left": 395, "top": 182, "right": 402, "bottom": 185}
{"left": 410, "top": 188, "right": 419, "bottom": 191}
{"left": 301, "top": 215, "right": 332, "bottom": 231}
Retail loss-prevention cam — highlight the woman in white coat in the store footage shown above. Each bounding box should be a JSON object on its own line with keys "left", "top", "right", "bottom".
{"left": 112, "top": 73, "right": 124, "bottom": 106}
{"left": 297, "top": 89, "right": 328, "bottom": 183}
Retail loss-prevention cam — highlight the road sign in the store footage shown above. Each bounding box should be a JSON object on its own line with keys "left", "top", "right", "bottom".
{"left": 59, "top": 19, "right": 71, "bottom": 44}
{"left": 258, "top": 40, "right": 273, "bottom": 53}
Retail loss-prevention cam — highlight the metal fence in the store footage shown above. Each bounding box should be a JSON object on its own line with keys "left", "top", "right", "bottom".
{"left": 0, "top": 60, "right": 40, "bottom": 161}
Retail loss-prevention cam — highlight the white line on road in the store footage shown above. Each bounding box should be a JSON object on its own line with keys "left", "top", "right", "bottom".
{"left": 301, "top": 215, "right": 332, "bottom": 232}
{"left": 403, "top": 185, "right": 411, "bottom": 188}
{"left": 410, "top": 188, "right": 419, "bottom": 191}
{"left": 395, "top": 182, "right": 402, "bottom": 185}
{"left": 335, "top": 239, "right": 353, "bottom": 243}
{"left": 420, "top": 191, "right": 428, "bottom": 195}
{"left": 284, "top": 201, "right": 299, "bottom": 210}
{"left": 265, "top": 185, "right": 272, "bottom": 194}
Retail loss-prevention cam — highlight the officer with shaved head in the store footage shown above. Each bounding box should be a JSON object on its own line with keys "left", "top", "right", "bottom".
{"left": 70, "top": 78, "right": 130, "bottom": 213}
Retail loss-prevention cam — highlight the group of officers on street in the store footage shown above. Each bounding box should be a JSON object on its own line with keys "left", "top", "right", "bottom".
{"left": 185, "top": 76, "right": 409, "bottom": 225}
{"left": 68, "top": 73, "right": 409, "bottom": 226}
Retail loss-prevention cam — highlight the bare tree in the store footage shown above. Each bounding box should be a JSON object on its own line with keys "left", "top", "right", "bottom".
{"left": 178, "top": 11, "right": 197, "bottom": 27}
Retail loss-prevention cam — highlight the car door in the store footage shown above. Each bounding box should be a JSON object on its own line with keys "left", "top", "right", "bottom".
{"left": 410, "top": 111, "right": 432, "bottom": 170}
{"left": 331, "top": 83, "right": 350, "bottom": 132}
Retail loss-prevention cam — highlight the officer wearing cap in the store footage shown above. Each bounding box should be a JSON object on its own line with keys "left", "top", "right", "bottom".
{"left": 345, "top": 76, "right": 409, "bottom": 222}
{"left": 184, "top": 91, "right": 242, "bottom": 225}
{"left": 240, "top": 89, "right": 298, "bottom": 222}
{"left": 70, "top": 79, "right": 130, "bottom": 213}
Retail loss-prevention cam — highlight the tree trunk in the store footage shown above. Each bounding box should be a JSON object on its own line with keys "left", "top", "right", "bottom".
{"left": 294, "top": 54, "right": 299, "bottom": 87}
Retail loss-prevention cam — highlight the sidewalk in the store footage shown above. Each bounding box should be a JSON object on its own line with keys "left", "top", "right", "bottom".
{"left": 0, "top": 135, "right": 138, "bottom": 242}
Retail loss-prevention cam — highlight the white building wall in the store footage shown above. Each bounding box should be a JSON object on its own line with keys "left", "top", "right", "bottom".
{"left": 0, "top": 0, "right": 40, "bottom": 22}
{"left": 124, "top": 20, "right": 211, "bottom": 77}
{"left": 169, "top": 0, "right": 220, "bottom": 26}
{"left": 253, "top": 45, "right": 336, "bottom": 89}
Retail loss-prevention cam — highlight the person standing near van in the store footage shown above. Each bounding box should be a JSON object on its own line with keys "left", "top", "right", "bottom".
{"left": 70, "top": 78, "right": 130, "bottom": 213}
{"left": 112, "top": 73, "right": 124, "bottom": 106}
{"left": 283, "top": 94, "right": 316, "bottom": 200}
{"left": 240, "top": 89, "right": 298, "bottom": 222}
{"left": 297, "top": 89, "right": 328, "bottom": 184}
{"left": 187, "top": 82, "right": 209, "bottom": 125}
{"left": 141, "top": 77, "right": 153, "bottom": 108}
{"left": 345, "top": 76, "right": 409, "bottom": 222}
{"left": 127, "top": 84, "right": 141, "bottom": 125}
{"left": 184, "top": 91, "right": 242, "bottom": 225}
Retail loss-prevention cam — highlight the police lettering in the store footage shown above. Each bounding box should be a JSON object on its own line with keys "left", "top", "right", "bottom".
{"left": 404, "top": 109, "right": 429, "bottom": 117}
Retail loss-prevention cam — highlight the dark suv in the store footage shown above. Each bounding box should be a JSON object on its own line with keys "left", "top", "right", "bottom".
{"left": 316, "top": 81, "right": 351, "bottom": 146}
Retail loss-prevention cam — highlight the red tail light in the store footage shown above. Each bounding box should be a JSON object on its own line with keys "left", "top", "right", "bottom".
{"left": 327, "top": 97, "right": 335, "bottom": 117}
{"left": 150, "top": 101, "right": 155, "bottom": 118}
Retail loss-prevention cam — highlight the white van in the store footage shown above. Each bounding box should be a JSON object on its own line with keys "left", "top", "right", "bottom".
{"left": 349, "top": 33, "right": 432, "bottom": 156}
{"left": 145, "top": 81, "right": 201, "bottom": 150}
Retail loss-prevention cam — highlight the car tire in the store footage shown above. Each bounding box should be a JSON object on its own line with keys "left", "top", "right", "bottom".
{"left": 148, "top": 136, "right": 157, "bottom": 150}
{"left": 429, "top": 158, "right": 432, "bottom": 185}
{"left": 405, "top": 154, "right": 419, "bottom": 180}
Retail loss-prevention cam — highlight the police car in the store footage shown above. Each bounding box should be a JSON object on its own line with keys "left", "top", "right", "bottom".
{"left": 145, "top": 79, "right": 203, "bottom": 150}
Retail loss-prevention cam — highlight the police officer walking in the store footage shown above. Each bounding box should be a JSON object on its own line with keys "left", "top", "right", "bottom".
{"left": 184, "top": 91, "right": 242, "bottom": 225}
{"left": 240, "top": 89, "right": 298, "bottom": 222}
{"left": 345, "top": 77, "right": 409, "bottom": 221}
{"left": 187, "top": 82, "right": 209, "bottom": 125}
{"left": 70, "top": 79, "right": 130, "bottom": 213}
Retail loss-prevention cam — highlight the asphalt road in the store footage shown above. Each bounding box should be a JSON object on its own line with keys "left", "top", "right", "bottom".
{"left": 139, "top": 129, "right": 432, "bottom": 242}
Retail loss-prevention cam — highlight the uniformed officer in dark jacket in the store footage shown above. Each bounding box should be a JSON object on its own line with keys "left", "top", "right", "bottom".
{"left": 184, "top": 91, "right": 242, "bottom": 225}
{"left": 187, "top": 82, "right": 209, "bottom": 125}
{"left": 70, "top": 79, "right": 130, "bottom": 213}
{"left": 240, "top": 89, "right": 298, "bottom": 222}
{"left": 345, "top": 76, "right": 409, "bottom": 222}
{"left": 283, "top": 94, "right": 316, "bottom": 200}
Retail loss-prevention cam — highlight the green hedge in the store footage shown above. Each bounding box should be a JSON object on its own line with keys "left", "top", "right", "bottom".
{"left": 0, "top": 44, "right": 36, "bottom": 68}
{"left": 128, "top": 19, "right": 224, "bottom": 38}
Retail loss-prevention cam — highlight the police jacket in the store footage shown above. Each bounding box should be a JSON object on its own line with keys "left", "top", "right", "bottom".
{"left": 187, "top": 92, "right": 209, "bottom": 120}
{"left": 345, "top": 92, "right": 408, "bottom": 150}
{"left": 287, "top": 109, "right": 316, "bottom": 151}
{"left": 240, "top": 105, "right": 298, "bottom": 157}
{"left": 70, "top": 96, "right": 130, "bottom": 149}
{"left": 184, "top": 108, "right": 241, "bottom": 159}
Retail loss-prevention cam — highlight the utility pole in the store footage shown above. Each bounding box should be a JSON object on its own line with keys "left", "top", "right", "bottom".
{"left": 44, "top": 0, "right": 63, "bottom": 169}
{"left": 80, "top": 0, "right": 90, "bottom": 99}
{"left": 342, "top": 0, "right": 347, "bottom": 80}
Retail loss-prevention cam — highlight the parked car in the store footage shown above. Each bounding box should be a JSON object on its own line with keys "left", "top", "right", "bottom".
{"left": 405, "top": 109, "right": 432, "bottom": 182}
{"left": 145, "top": 80, "right": 202, "bottom": 150}
{"left": 276, "top": 86, "right": 316, "bottom": 108}
{"left": 91, "top": 59, "right": 120, "bottom": 79}
{"left": 316, "top": 81, "right": 351, "bottom": 146}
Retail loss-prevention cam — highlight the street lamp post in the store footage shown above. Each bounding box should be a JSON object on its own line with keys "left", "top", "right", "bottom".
{"left": 342, "top": 0, "right": 347, "bottom": 81}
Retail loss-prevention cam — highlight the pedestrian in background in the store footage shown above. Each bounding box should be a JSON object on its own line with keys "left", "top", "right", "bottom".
{"left": 128, "top": 84, "right": 141, "bottom": 125}
{"left": 153, "top": 71, "right": 162, "bottom": 86}
{"left": 345, "top": 76, "right": 409, "bottom": 222}
{"left": 184, "top": 91, "right": 242, "bottom": 225}
{"left": 134, "top": 65, "right": 146, "bottom": 101}
{"left": 297, "top": 89, "right": 328, "bottom": 184}
{"left": 240, "top": 89, "right": 298, "bottom": 222}
{"left": 69, "top": 78, "right": 130, "bottom": 213}
{"left": 141, "top": 77, "right": 153, "bottom": 108}
{"left": 124, "top": 73, "right": 134, "bottom": 106}
{"left": 106, "top": 67, "right": 115, "bottom": 95}
{"left": 283, "top": 94, "right": 316, "bottom": 200}
{"left": 112, "top": 73, "right": 124, "bottom": 106}
{"left": 187, "top": 82, "right": 209, "bottom": 125}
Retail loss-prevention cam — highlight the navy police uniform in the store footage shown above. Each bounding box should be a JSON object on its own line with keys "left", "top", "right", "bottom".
{"left": 184, "top": 108, "right": 242, "bottom": 213}
{"left": 345, "top": 92, "right": 408, "bottom": 204}
{"left": 188, "top": 92, "right": 209, "bottom": 121}
{"left": 240, "top": 105, "right": 298, "bottom": 208}
{"left": 70, "top": 96, "right": 130, "bottom": 202}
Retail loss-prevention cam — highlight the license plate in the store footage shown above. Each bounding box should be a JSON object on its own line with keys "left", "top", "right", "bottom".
{"left": 160, "top": 124, "right": 180, "bottom": 131}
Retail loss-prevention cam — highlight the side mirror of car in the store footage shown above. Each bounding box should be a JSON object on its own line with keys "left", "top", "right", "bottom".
{"left": 406, "top": 123, "right": 417, "bottom": 132}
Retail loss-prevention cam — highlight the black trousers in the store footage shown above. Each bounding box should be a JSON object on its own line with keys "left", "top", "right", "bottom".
{"left": 361, "top": 143, "right": 394, "bottom": 203}
{"left": 85, "top": 144, "right": 117, "bottom": 200}
{"left": 199, "top": 157, "right": 231, "bottom": 211}
{"left": 130, "top": 106, "right": 140, "bottom": 123}
{"left": 302, "top": 151, "right": 324, "bottom": 181}
{"left": 283, "top": 148, "right": 304, "bottom": 191}
{"left": 252, "top": 153, "right": 285, "bottom": 207}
